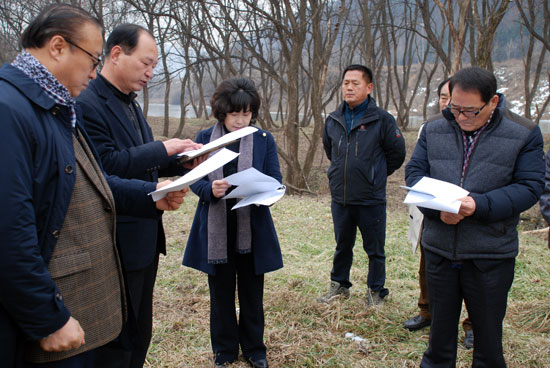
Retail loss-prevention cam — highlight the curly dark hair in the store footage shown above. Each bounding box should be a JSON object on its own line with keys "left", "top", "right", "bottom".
{"left": 210, "top": 78, "right": 261, "bottom": 123}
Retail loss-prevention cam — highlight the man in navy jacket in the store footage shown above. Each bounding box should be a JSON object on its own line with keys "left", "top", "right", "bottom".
{"left": 78, "top": 24, "right": 200, "bottom": 367}
{"left": 0, "top": 5, "right": 186, "bottom": 367}
{"left": 319, "top": 64, "right": 406, "bottom": 307}
{"left": 406, "top": 67, "right": 544, "bottom": 367}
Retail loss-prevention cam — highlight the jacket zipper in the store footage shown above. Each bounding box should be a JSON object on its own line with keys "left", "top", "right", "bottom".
{"left": 343, "top": 110, "right": 356, "bottom": 204}
{"left": 331, "top": 109, "right": 373, "bottom": 205}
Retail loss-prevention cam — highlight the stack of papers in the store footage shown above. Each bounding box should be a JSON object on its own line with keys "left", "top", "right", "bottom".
{"left": 402, "top": 177, "right": 469, "bottom": 214}
{"left": 150, "top": 148, "right": 239, "bottom": 201}
{"left": 223, "top": 167, "right": 286, "bottom": 210}
{"left": 177, "top": 126, "right": 257, "bottom": 162}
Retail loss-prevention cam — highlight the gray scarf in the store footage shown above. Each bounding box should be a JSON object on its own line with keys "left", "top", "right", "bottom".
{"left": 207, "top": 122, "right": 253, "bottom": 264}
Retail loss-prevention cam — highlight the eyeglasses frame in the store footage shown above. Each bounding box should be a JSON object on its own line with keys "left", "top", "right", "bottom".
{"left": 449, "top": 101, "right": 489, "bottom": 120}
{"left": 65, "top": 38, "right": 102, "bottom": 70}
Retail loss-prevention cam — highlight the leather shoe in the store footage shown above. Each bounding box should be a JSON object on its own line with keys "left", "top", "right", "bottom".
{"left": 464, "top": 329, "right": 474, "bottom": 349}
{"left": 403, "top": 315, "right": 431, "bottom": 331}
{"left": 248, "top": 358, "right": 269, "bottom": 368}
{"left": 215, "top": 360, "right": 235, "bottom": 367}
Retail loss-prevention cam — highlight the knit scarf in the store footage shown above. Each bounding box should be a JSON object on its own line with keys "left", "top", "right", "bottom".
{"left": 207, "top": 122, "right": 253, "bottom": 264}
{"left": 12, "top": 51, "right": 77, "bottom": 127}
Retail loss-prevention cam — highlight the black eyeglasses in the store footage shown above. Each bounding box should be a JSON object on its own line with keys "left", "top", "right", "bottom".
{"left": 449, "top": 101, "right": 488, "bottom": 119}
{"left": 65, "top": 38, "right": 102, "bottom": 69}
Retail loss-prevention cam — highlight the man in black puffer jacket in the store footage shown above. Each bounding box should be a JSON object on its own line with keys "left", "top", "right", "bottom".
{"left": 318, "top": 64, "right": 406, "bottom": 307}
{"left": 406, "top": 67, "right": 544, "bottom": 368}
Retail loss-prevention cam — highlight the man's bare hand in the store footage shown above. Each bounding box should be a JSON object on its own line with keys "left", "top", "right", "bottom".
{"left": 440, "top": 211, "right": 465, "bottom": 225}
{"left": 212, "top": 179, "right": 230, "bottom": 198}
{"left": 155, "top": 180, "right": 188, "bottom": 211}
{"left": 40, "top": 316, "right": 85, "bottom": 352}
{"left": 458, "top": 196, "right": 476, "bottom": 217}
{"left": 163, "top": 138, "right": 202, "bottom": 156}
{"left": 440, "top": 196, "right": 476, "bottom": 225}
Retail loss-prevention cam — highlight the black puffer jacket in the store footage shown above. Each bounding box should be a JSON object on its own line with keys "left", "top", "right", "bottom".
{"left": 323, "top": 97, "right": 406, "bottom": 205}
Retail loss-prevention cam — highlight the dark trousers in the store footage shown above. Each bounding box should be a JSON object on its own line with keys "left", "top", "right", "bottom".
{"left": 421, "top": 249, "right": 515, "bottom": 368}
{"left": 94, "top": 254, "right": 159, "bottom": 368}
{"left": 208, "top": 252, "right": 266, "bottom": 365}
{"left": 417, "top": 245, "right": 472, "bottom": 331}
{"left": 330, "top": 201, "right": 388, "bottom": 296}
{"left": 24, "top": 351, "right": 95, "bottom": 368}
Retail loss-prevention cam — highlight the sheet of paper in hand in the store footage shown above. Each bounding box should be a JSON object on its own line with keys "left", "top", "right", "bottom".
{"left": 402, "top": 176, "right": 469, "bottom": 214}
{"left": 177, "top": 126, "right": 258, "bottom": 163}
{"left": 150, "top": 148, "right": 239, "bottom": 201}
{"left": 223, "top": 167, "right": 286, "bottom": 210}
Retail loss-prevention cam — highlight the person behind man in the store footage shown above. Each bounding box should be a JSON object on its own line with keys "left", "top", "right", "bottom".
{"left": 77, "top": 24, "right": 201, "bottom": 367}
{"left": 403, "top": 77, "right": 473, "bottom": 349}
{"left": 318, "top": 64, "right": 406, "bottom": 306}
{"left": 0, "top": 4, "right": 187, "bottom": 367}
{"left": 405, "top": 67, "right": 544, "bottom": 367}
{"left": 540, "top": 151, "right": 550, "bottom": 248}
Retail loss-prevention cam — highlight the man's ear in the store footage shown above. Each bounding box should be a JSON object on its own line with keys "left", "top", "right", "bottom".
{"left": 490, "top": 94, "right": 499, "bottom": 110}
{"left": 48, "top": 35, "right": 67, "bottom": 61}
{"left": 109, "top": 45, "right": 123, "bottom": 63}
{"left": 367, "top": 82, "right": 374, "bottom": 95}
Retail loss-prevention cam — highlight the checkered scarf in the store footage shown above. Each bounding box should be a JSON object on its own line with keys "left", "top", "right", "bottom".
{"left": 12, "top": 51, "right": 77, "bottom": 127}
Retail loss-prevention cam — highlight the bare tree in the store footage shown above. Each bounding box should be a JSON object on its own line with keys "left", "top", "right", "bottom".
{"left": 468, "top": 0, "right": 509, "bottom": 71}
{"left": 516, "top": 0, "right": 550, "bottom": 123}
{"left": 417, "top": 0, "right": 471, "bottom": 74}
{"left": 385, "top": 0, "right": 428, "bottom": 129}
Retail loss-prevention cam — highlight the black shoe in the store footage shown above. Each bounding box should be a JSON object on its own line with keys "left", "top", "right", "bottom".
{"left": 248, "top": 358, "right": 269, "bottom": 368}
{"left": 215, "top": 360, "right": 235, "bottom": 367}
{"left": 464, "top": 329, "right": 474, "bottom": 349}
{"left": 403, "top": 315, "right": 431, "bottom": 331}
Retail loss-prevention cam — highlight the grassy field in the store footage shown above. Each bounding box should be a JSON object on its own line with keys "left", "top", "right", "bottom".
{"left": 142, "top": 120, "right": 550, "bottom": 367}
{"left": 149, "top": 194, "right": 550, "bottom": 368}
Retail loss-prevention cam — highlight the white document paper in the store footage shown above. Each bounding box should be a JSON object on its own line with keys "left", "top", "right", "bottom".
{"left": 222, "top": 167, "right": 286, "bottom": 210}
{"left": 402, "top": 176, "right": 469, "bottom": 214}
{"left": 150, "top": 148, "right": 239, "bottom": 201}
{"left": 177, "top": 126, "right": 257, "bottom": 162}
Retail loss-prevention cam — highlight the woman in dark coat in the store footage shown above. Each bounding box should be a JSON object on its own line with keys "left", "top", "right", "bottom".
{"left": 183, "top": 78, "right": 283, "bottom": 368}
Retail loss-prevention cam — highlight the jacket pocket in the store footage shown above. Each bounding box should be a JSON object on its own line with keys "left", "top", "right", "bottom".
{"left": 49, "top": 252, "right": 92, "bottom": 279}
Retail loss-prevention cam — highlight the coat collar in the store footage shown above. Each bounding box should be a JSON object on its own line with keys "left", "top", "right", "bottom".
{"left": 0, "top": 63, "right": 56, "bottom": 111}
{"left": 90, "top": 74, "right": 146, "bottom": 146}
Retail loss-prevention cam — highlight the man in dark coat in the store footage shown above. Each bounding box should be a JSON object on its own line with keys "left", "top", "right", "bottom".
{"left": 77, "top": 24, "right": 200, "bottom": 367}
{"left": 319, "top": 64, "right": 406, "bottom": 307}
{"left": 539, "top": 150, "right": 550, "bottom": 248}
{"left": 0, "top": 5, "right": 186, "bottom": 367}
{"left": 406, "top": 67, "right": 544, "bottom": 367}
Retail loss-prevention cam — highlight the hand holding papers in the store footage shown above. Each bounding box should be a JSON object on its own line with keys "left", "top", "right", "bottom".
{"left": 403, "top": 177, "right": 469, "bottom": 214}
{"left": 150, "top": 148, "right": 239, "bottom": 201}
{"left": 223, "top": 167, "right": 286, "bottom": 210}
{"left": 177, "top": 126, "right": 257, "bottom": 162}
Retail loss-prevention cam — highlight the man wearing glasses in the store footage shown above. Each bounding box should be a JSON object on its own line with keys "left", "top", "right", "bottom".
{"left": 0, "top": 5, "right": 188, "bottom": 367}
{"left": 405, "top": 67, "right": 544, "bottom": 367}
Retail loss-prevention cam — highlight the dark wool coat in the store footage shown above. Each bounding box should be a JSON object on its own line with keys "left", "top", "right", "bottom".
{"left": 0, "top": 64, "right": 158, "bottom": 365}
{"left": 183, "top": 126, "right": 283, "bottom": 275}
{"left": 78, "top": 74, "right": 187, "bottom": 271}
